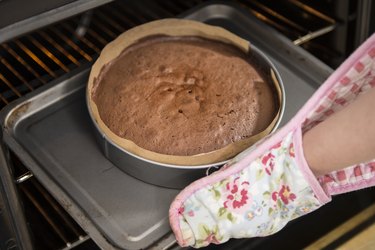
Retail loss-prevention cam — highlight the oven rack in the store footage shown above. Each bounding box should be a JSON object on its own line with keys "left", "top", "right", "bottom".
{"left": 0, "top": 0, "right": 338, "bottom": 111}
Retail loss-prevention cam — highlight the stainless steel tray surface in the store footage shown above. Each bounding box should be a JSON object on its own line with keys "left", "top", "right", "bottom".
{"left": 1, "top": 2, "right": 333, "bottom": 250}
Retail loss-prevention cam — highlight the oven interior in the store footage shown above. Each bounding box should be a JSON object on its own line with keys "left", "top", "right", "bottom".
{"left": 1, "top": 0, "right": 375, "bottom": 249}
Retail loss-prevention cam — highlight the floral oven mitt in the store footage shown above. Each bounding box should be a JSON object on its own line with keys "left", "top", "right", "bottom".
{"left": 169, "top": 33, "right": 375, "bottom": 248}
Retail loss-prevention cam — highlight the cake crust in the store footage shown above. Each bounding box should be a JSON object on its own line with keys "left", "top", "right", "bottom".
{"left": 87, "top": 19, "right": 282, "bottom": 165}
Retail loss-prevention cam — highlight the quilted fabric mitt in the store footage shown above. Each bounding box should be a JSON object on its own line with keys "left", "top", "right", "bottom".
{"left": 169, "top": 33, "right": 375, "bottom": 248}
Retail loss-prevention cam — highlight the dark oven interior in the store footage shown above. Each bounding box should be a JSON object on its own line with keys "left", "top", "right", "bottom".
{"left": 1, "top": 0, "right": 375, "bottom": 250}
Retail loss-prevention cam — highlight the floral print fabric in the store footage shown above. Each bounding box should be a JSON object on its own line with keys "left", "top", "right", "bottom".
{"left": 177, "top": 130, "right": 324, "bottom": 248}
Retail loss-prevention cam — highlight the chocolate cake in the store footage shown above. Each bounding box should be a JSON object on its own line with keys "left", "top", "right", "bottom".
{"left": 87, "top": 18, "right": 283, "bottom": 166}
{"left": 91, "top": 36, "right": 278, "bottom": 156}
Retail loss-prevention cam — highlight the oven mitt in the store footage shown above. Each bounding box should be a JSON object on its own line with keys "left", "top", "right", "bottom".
{"left": 169, "top": 33, "right": 375, "bottom": 248}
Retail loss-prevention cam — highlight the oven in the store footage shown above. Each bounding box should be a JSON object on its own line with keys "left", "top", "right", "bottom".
{"left": 1, "top": 1, "right": 375, "bottom": 249}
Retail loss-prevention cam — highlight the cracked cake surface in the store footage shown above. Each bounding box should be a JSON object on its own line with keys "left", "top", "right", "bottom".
{"left": 92, "top": 36, "right": 277, "bottom": 156}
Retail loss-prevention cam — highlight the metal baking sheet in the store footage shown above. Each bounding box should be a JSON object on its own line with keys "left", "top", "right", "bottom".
{"left": 0, "top": 2, "right": 333, "bottom": 250}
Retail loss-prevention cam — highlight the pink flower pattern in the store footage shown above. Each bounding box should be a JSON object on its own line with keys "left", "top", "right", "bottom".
{"left": 204, "top": 233, "right": 221, "bottom": 245}
{"left": 272, "top": 185, "right": 297, "bottom": 205}
{"left": 223, "top": 177, "right": 251, "bottom": 213}
{"left": 289, "top": 142, "right": 295, "bottom": 157}
{"left": 261, "top": 152, "right": 275, "bottom": 175}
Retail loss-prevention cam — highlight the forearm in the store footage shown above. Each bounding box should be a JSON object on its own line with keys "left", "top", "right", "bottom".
{"left": 303, "top": 88, "right": 375, "bottom": 176}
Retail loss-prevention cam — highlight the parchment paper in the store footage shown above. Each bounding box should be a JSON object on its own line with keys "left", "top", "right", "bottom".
{"left": 87, "top": 18, "right": 282, "bottom": 165}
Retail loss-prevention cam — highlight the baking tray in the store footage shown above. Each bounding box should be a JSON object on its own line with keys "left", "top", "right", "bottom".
{"left": 0, "top": 2, "right": 333, "bottom": 250}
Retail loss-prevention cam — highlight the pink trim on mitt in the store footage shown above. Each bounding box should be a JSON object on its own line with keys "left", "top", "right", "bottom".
{"left": 293, "top": 127, "right": 331, "bottom": 204}
{"left": 319, "top": 162, "right": 375, "bottom": 196}
{"left": 327, "top": 178, "right": 375, "bottom": 195}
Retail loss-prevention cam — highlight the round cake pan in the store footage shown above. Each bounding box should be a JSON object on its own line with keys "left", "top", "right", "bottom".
{"left": 86, "top": 19, "right": 285, "bottom": 189}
